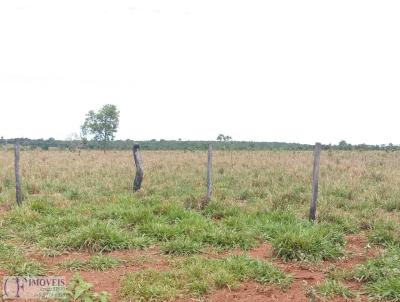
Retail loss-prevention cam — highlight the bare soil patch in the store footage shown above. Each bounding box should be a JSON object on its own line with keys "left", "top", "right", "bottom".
{"left": 9, "top": 234, "right": 379, "bottom": 301}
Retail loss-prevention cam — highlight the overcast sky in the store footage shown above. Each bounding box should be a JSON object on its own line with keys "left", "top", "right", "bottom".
{"left": 0, "top": 0, "right": 399, "bottom": 144}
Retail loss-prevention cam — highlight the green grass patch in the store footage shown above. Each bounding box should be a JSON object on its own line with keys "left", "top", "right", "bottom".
{"left": 202, "top": 201, "right": 242, "bottom": 220}
{"left": 161, "top": 238, "right": 203, "bottom": 255}
{"left": 201, "top": 229, "right": 257, "bottom": 250}
{"left": 354, "top": 247, "right": 400, "bottom": 301}
{"left": 315, "top": 280, "right": 354, "bottom": 299}
{"left": 271, "top": 224, "right": 345, "bottom": 261}
{"left": 121, "top": 269, "right": 181, "bottom": 301}
{"left": 0, "top": 242, "right": 45, "bottom": 275}
{"left": 44, "top": 222, "right": 152, "bottom": 252}
{"left": 368, "top": 222, "right": 400, "bottom": 247}
{"left": 1, "top": 198, "right": 345, "bottom": 261}
{"left": 121, "top": 255, "right": 292, "bottom": 301}
{"left": 59, "top": 255, "right": 124, "bottom": 271}
{"left": 318, "top": 211, "right": 358, "bottom": 234}
{"left": 138, "top": 204, "right": 257, "bottom": 251}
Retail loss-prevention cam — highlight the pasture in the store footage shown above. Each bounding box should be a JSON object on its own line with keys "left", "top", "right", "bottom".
{"left": 0, "top": 150, "right": 400, "bottom": 301}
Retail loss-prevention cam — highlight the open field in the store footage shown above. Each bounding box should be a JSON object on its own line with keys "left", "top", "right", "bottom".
{"left": 1, "top": 150, "right": 400, "bottom": 301}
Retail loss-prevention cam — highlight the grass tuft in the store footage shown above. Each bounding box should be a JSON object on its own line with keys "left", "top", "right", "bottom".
{"left": 271, "top": 224, "right": 345, "bottom": 262}
{"left": 315, "top": 280, "right": 354, "bottom": 298}
{"left": 49, "top": 222, "right": 151, "bottom": 252}
{"left": 59, "top": 255, "right": 123, "bottom": 271}
{"left": 161, "top": 238, "right": 203, "bottom": 255}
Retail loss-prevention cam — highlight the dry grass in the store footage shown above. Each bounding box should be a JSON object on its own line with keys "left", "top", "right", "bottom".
{"left": 1, "top": 149, "right": 400, "bottom": 300}
{"left": 1, "top": 149, "right": 400, "bottom": 254}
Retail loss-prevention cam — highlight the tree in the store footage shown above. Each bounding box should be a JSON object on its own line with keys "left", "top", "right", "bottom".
{"left": 338, "top": 140, "right": 351, "bottom": 150}
{"left": 81, "top": 104, "right": 120, "bottom": 152}
{"left": 66, "top": 132, "right": 86, "bottom": 154}
{"left": 66, "top": 133, "right": 79, "bottom": 151}
{"left": 216, "top": 134, "right": 232, "bottom": 143}
{"left": 216, "top": 134, "right": 234, "bottom": 165}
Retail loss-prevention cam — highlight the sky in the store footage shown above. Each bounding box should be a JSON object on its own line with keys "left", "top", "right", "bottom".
{"left": 0, "top": 0, "right": 399, "bottom": 145}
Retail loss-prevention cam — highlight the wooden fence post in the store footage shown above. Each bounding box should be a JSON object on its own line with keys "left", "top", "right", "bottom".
{"left": 132, "top": 144, "right": 144, "bottom": 191}
{"left": 309, "top": 142, "right": 321, "bottom": 222}
{"left": 202, "top": 144, "right": 213, "bottom": 208}
{"left": 14, "top": 142, "right": 23, "bottom": 205}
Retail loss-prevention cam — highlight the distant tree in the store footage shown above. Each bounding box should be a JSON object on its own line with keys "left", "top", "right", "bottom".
{"left": 216, "top": 134, "right": 232, "bottom": 143}
{"left": 81, "top": 104, "right": 120, "bottom": 153}
{"left": 66, "top": 132, "right": 87, "bottom": 154}
{"left": 0, "top": 136, "right": 6, "bottom": 151}
{"left": 338, "top": 140, "right": 352, "bottom": 150}
{"left": 66, "top": 133, "right": 79, "bottom": 151}
{"left": 224, "top": 135, "right": 232, "bottom": 142}
{"left": 48, "top": 137, "right": 56, "bottom": 146}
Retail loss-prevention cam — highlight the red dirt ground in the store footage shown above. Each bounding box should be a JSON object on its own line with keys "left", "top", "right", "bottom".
{"left": 1, "top": 235, "right": 379, "bottom": 301}
{"left": 201, "top": 235, "right": 375, "bottom": 302}
{"left": 33, "top": 247, "right": 170, "bottom": 301}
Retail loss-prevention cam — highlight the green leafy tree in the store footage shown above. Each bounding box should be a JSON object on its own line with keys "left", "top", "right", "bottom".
{"left": 81, "top": 104, "right": 120, "bottom": 152}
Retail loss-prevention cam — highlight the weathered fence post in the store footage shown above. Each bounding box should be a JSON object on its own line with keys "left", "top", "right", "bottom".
{"left": 202, "top": 143, "right": 213, "bottom": 208}
{"left": 14, "top": 142, "right": 23, "bottom": 205}
{"left": 309, "top": 142, "right": 321, "bottom": 222}
{"left": 132, "top": 144, "right": 144, "bottom": 191}
{"left": 207, "top": 143, "right": 213, "bottom": 201}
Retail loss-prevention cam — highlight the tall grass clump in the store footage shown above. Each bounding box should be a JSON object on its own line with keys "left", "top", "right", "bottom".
{"left": 48, "top": 222, "right": 151, "bottom": 252}
{"left": 271, "top": 224, "right": 345, "bottom": 261}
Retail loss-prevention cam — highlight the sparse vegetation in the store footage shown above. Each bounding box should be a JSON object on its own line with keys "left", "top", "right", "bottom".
{"left": 63, "top": 273, "right": 110, "bottom": 302}
{"left": 315, "top": 280, "right": 354, "bottom": 299}
{"left": 1, "top": 150, "right": 400, "bottom": 301}
{"left": 59, "top": 255, "right": 124, "bottom": 271}
{"left": 354, "top": 247, "right": 400, "bottom": 301}
{"left": 0, "top": 242, "right": 45, "bottom": 276}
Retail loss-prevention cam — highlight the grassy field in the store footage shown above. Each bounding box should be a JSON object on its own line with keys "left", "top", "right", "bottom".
{"left": 1, "top": 150, "right": 400, "bottom": 301}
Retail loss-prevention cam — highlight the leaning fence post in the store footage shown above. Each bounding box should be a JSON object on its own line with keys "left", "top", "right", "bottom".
{"left": 132, "top": 144, "right": 144, "bottom": 191}
{"left": 14, "top": 142, "right": 23, "bottom": 205}
{"left": 309, "top": 142, "right": 321, "bottom": 222}
{"left": 202, "top": 143, "right": 213, "bottom": 208}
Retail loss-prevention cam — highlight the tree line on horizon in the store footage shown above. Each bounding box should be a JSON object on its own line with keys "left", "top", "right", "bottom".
{"left": 2, "top": 104, "right": 398, "bottom": 152}
{"left": 1, "top": 137, "right": 399, "bottom": 152}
